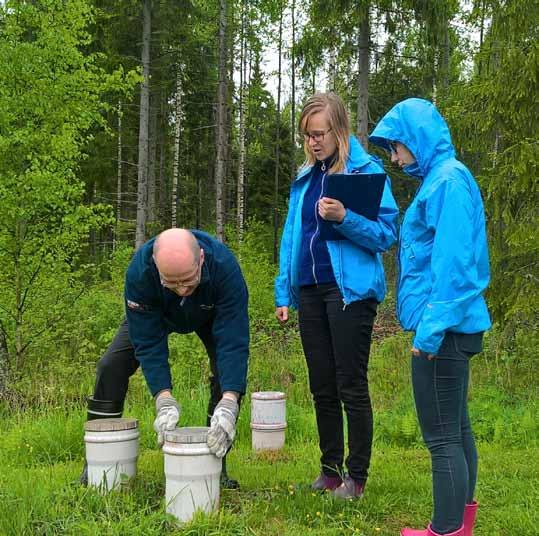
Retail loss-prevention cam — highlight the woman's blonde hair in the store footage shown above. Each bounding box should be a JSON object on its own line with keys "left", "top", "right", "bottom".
{"left": 299, "top": 92, "right": 350, "bottom": 174}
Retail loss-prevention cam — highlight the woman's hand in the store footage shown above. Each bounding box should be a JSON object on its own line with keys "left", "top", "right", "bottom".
{"left": 275, "top": 306, "right": 289, "bottom": 324}
{"left": 412, "top": 347, "right": 435, "bottom": 360}
{"left": 318, "top": 197, "right": 345, "bottom": 222}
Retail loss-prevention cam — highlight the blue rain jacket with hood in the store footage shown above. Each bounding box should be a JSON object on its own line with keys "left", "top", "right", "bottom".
{"left": 275, "top": 135, "right": 398, "bottom": 309}
{"left": 370, "top": 98, "right": 491, "bottom": 354}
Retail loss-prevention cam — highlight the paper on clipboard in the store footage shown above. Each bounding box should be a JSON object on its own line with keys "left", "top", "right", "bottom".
{"left": 319, "top": 172, "right": 386, "bottom": 241}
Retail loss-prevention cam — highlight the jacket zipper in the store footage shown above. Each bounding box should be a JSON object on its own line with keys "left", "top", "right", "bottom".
{"left": 396, "top": 232, "right": 403, "bottom": 319}
{"left": 309, "top": 162, "right": 327, "bottom": 285}
{"left": 338, "top": 241, "right": 349, "bottom": 310}
{"left": 396, "top": 182, "right": 422, "bottom": 319}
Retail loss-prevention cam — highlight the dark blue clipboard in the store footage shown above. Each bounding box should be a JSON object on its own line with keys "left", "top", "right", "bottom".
{"left": 319, "top": 172, "right": 386, "bottom": 241}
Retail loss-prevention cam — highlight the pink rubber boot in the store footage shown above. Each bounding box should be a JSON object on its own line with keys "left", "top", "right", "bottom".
{"left": 463, "top": 502, "right": 478, "bottom": 536}
{"left": 401, "top": 523, "right": 465, "bottom": 536}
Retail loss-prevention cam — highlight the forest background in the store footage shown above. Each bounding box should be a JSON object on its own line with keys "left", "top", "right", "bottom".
{"left": 0, "top": 0, "right": 537, "bottom": 534}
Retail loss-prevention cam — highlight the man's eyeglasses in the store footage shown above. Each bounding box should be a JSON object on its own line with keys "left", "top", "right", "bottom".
{"left": 158, "top": 258, "right": 202, "bottom": 290}
{"left": 303, "top": 128, "right": 333, "bottom": 143}
{"left": 388, "top": 141, "right": 398, "bottom": 154}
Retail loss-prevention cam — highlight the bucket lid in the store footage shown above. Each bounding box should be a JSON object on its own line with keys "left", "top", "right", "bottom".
{"left": 84, "top": 418, "right": 138, "bottom": 432}
{"left": 251, "top": 391, "right": 286, "bottom": 400}
{"left": 164, "top": 426, "right": 209, "bottom": 444}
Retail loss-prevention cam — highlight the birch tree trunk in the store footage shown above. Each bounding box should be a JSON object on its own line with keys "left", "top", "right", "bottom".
{"left": 329, "top": 47, "right": 337, "bottom": 92}
{"left": 114, "top": 100, "right": 122, "bottom": 250}
{"left": 225, "top": 36, "right": 235, "bottom": 222}
{"left": 196, "top": 156, "right": 202, "bottom": 229}
{"left": 441, "top": 26, "right": 450, "bottom": 93}
{"left": 147, "top": 91, "right": 158, "bottom": 224}
{"left": 171, "top": 66, "right": 183, "bottom": 228}
{"left": 158, "top": 93, "right": 166, "bottom": 223}
{"left": 236, "top": 0, "right": 247, "bottom": 242}
{"left": 214, "top": 0, "right": 228, "bottom": 242}
{"left": 356, "top": 3, "right": 370, "bottom": 149}
{"left": 135, "top": 0, "right": 151, "bottom": 249}
{"left": 273, "top": 2, "right": 283, "bottom": 263}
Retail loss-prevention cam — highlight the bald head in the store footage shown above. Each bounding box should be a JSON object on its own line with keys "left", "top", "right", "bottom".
{"left": 153, "top": 229, "right": 203, "bottom": 295}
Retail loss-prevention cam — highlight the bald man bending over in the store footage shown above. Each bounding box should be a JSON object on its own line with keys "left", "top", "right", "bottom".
{"left": 82, "top": 229, "right": 249, "bottom": 489}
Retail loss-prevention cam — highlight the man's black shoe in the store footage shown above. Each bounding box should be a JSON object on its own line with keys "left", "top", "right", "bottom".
{"left": 80, "top": 461, "right": 88, "bottom": 486}
{"left": 220, "top": 472, "right": 240, "bottom": 490}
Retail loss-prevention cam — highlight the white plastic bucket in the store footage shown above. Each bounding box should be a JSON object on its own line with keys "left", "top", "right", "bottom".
{"left": 163, "top": 427, "right": 222, "bottom": 523}
{"left": 84, "top": 418, "right": 139, "bottom": 491}
{"left": 251, "top": 391, "right": 286, "bottom": 425}
{"left": 251, "top": 422, "right": 287, "bottom": 451}
{"left": 251, "top": 391, "right": 286, "bottom": 451}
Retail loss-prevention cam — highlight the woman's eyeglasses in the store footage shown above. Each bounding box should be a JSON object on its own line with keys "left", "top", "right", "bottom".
{"left": 303, "top": 128, "right": 333, "bottom": 143}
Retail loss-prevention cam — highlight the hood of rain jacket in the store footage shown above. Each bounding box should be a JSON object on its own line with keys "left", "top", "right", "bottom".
{"left": 370, "top": 98, "right": 491, "bottom": 353}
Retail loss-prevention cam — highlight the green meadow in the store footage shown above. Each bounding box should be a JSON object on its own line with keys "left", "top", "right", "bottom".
{"left": 1, "top": 288, "right": 537, "bottom": 535}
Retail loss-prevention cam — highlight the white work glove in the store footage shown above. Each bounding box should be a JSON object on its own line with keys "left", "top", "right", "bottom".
{"left": 154, "top": 394, "right": 180, "bottom": 446}
{"left": 207, "top": 397, "right": 239, "bottom": 458}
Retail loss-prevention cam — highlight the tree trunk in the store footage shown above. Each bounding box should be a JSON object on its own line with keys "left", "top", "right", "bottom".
{"left": 14, "top": 221, "right": 24, "bottom": 371}
{"left": 356, "top": 3, "right": 370, "bottom": 149}
{"left": 0, "top": 326, "right": 9, "bottom": 401}
{"left": 196, "top": 160, "right": 202, "bottom": 229}
{"left": 436, "top": 3, "right": 451, "bottom": 99}
{"left": 147, "top": 91, "right": 158, "bottom": 224}
{"left": 329, "top": 47, "right": 337, "bottom": 92}
{"left": 225, "top": 35, "right": 235, "bottom": 224}
{"left": 158, "top": 92, "right": 166, "bottom": 223}
{"left": 478, "top": 0, "right": 486, "bottom": 76}
{"left": 114, "top": 100, "right": 122, "bottom": 250}
{"left": 236, "top": 0, "right": 247, "bottom": 243}
{"left": 273, "top": 1, "right": 283, "bottom": 263}
{"left": 215, "top": 0, "right": 228, "bottom": 242}
{"left": 290, "top": 0, "right": 296, "bottom": 183}
{"left": 135, "top": 0, "right": 151, "bottom": 249}
{"left": 171, "top": 66, "right": 183, "bottom": 228}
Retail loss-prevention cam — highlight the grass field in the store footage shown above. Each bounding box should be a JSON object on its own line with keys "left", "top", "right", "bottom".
{"left": 1, "top": 328, "right": 537, "bottom": 535}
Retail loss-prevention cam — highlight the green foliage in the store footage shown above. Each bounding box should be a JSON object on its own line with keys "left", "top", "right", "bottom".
{"left": 0, "top": 0, "right": 138, "bottom": 382}
{"left": 242, "top": 64, "right": 294, "bottom": 226}
{"left": 445, "top": 0, "right": 539, "bottom": 328}
{"left": 232, "top": 220, "right": 278, "bottom": 328}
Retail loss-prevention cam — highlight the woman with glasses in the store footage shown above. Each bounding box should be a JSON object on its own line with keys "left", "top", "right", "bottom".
{"left": 370, "top": 98, "right": 490, "bottom": 536}
{"left": 275, "top": 92, "right": 398, "bottom": 498}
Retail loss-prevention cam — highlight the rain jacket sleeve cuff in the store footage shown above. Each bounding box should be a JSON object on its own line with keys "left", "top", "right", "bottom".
{"left": 413, "top": 333, "right": 444, "bottom": 356}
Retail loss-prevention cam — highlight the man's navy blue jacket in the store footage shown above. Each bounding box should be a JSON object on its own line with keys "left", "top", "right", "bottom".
{"left": 124, "top": 230, "right": 249, "bottom": 397}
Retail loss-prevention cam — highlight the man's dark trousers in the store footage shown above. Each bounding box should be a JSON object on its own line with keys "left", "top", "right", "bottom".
{"left": 91, "top": 318, "right": 239, "bottom": 483}
{"left": 93, "top": 318, "right": 223, "bottom": 423}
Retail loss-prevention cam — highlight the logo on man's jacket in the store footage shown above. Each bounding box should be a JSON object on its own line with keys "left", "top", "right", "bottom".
{"left": 127, "top": 300, "right": 150, "bottom": 312}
